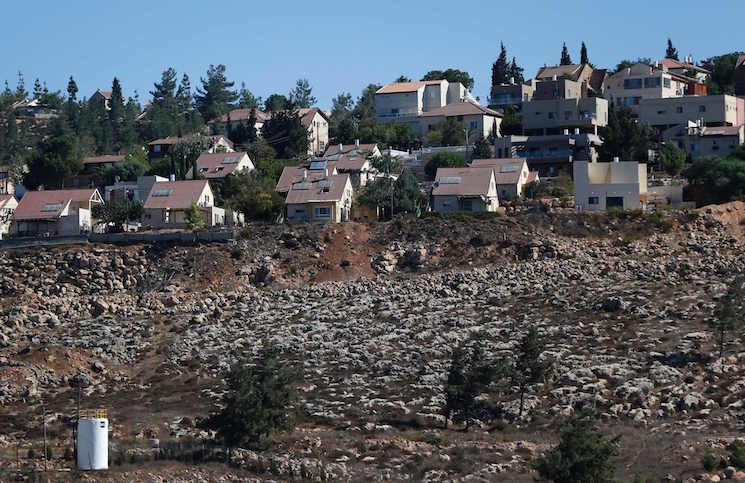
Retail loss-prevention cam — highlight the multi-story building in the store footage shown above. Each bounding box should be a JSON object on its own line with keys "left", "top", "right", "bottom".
{"left": 494, "top": 131, "right": 603, "bottom": 177}
{"left": 603, "top": 63, "right": 687, "bottom": 111}
{"left": 418, "top": 101, "right": 502, "bottom": 141}
{"left": 638, "top": 94, "right": 740, "bottom": 129}
{"left": 522, "top": 97, "right": 608, "bottom": 135}
{"left": 662, "top": 122, "right": 745, "bottom": 160}
{"left": 374, "top": 79, "right": 474, "bottom": 138}
{"left": 488, "top": 79, "right": 536, "bottom": 110}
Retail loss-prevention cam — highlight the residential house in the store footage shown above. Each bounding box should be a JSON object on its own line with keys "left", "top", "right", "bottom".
{"left": 494, "top": 132, "right": 603, "bottom": 177}
{"left": 662, "top": 122, "right": 745, "bottom": 160}
{"left": 418, "top": 101, "right": 502, "bottom": 142}
{"left": 67, "top": 154, "right": 126, "bottom": 188}
{"left": 375, "top": 79, "right": 475, "bottom": 137}
{"left": 573, "top": 159, "right": 647, "bottom": 211}
{"left": 276, "top": 161, "right": 339, "bottom": 194}
{"left": 658, "top": 57, "right": 711, "bottom": 84}
{"left": 0, "top": 165, "right": 15, "bottom": 195}
{"left": 186, "top": 151, "right": 254, "bottom": 180}
{"left": 470, "top": 158, "right": 534, "bottom": 199}
{"left": 0, "top": 194, "right": 18, "bottom": 239}
{"left": 299, "top": 108, "right": 330, "bottom": 156}
{"left": 11, "top": 188, "right": 103, "bottom": 236}
{"left": 90, "top": 89, "right": 122, "bottom": 110}
{"left": 489, "top": 79, "right": 536, "bottom": 110}
{"left": 147, "top": 134, "right": 234, "bottom": 161}
{"left": 522, "top": 97, "right": 608, "bottom": 135}
{"left": 208, "top": 108, "right": 272, "bottom": 136}
{"left": 323, "top": 140, "right": 381, "bottom": 158}
{"left": 638, "top": 94, "right": 740, "bottom": 129}
{"left": 431, "top": 167, "right": 499, "bottom": 213}
{"left": 533, "top": 77, "right": 587, "bottom": 101}
{"left": 284, "top": 173, "right": 353, "bottom": 224}
{"left": 735, "top": 54, "right": 745, "bottom": 97}
{"left": 143, "top": 180, "right": 228, "bottom": 228}
{"left": 105, "top": 175, "right": 168, "bottom": 203}
{"left": 537, "top": 64, "right": 594, "bottom": 84}
{"left": 603, "top": 63, "right": 687, "bottom": 111}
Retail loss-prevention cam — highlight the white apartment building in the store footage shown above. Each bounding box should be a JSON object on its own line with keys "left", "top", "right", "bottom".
{"left": 573, "top": 159, "right": 647, "bottom": 211}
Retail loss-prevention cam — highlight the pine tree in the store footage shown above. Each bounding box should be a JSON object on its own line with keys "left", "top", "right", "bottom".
{"left": 560, "top": 43, "right": 572, "bottom": 65}
{"left": 33, "top": 78, "right": 43, "bottom": 99}
{"left": 509, "top": 57, "right": 525, "bottom": 84}
{"left": 185, "top": 200, "right": 205, "bottom": 231}
{"left": 15, "top": 71, "right": 26, "bottom": 100}
{"left": 109, "top": 77, "right": 125, "bottom": 151}
{"left": 511, "top": 326, "right": 551, "bottom": 418}
{"left": 580, "top": 41, "right": 589, "bottom": 65}
{"left": 666, "top": 38, "right": 679, "bottom": 60}
{"left": 288, "top": 79, "right": 316, "bottom": 108}
{"left": 491, "top": 42, "right": 510, "bottom": 88}
{"left": 66, "top": 76, "right": 78, "bottom": 103}
{"left": 176, "top": 73, "right": 192, "bottom": 113}
{"left": 247, "top": 108, "right": 258, "bottom": 144}
{"left": 471, "top": 136, "right": 492, "bottom": 159}
{"left": 194, "top": 64, "right": 238, "bottom": 121}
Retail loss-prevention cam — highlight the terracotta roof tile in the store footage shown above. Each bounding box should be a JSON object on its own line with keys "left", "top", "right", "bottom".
{"left": 276, "top": 163, "right": 338, "bottom": 193}
{"left": 432, "top": 167, "right": 494, "bottom": 197}
{"left": 143, "top": 180, "right": 209, "bottom": 210}
{"left": 186, "top": 152, "right": 252, "bottom": 179}
{"left": 285, "top": 174, "right": 350, "bottom": 204}
{"left": 419, "top": 101, "right": 501, "bottom": 118}
{"left": 13, "top": 189, "right": 99, "bottom": 221}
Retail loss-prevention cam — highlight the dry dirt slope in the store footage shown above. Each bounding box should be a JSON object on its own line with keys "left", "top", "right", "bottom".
{"left": 0, "top": 206, "right": 744, "bottom": 481}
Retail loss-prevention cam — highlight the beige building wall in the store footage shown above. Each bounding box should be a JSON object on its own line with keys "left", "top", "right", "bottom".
{"left": 603, "top": 64, "right": 686, "bottom": 110}
{"left": 307, "top": 112, "right": 329, "bottom": 155}
{"left": 639, "top": 95, "right": 739, "bottom": 128}
{"left": 522, "top": 97, "right": 608, "bottom": 133}
{"left": 573, "top": 161, "right": 647, "bottom": 211}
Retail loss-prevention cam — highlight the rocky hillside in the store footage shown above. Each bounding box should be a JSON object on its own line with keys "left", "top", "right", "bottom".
{"left": 1, "top": 204, "right": 744, "bottom": 481}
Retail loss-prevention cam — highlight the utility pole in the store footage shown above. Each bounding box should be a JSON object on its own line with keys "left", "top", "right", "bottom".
{"left": 464, "top": 128, "right": 470, "bottom": 160}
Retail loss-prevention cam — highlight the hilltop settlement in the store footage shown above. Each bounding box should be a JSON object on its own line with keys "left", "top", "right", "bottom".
{"left": 0, "top": 41, "right": 745, "bottom": 482}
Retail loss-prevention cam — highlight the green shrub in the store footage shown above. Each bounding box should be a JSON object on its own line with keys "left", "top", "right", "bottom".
{"left": 46, "top": 445, "right": 53, "bottom": 460}
{"left": 702, "top": 452, "right": 717, "bottom": 471}
{"left": 63, "top": 447, "right": 73, "bottom": 461}
{"left": 729, "top": 440, "right": 745, "bottom": 468}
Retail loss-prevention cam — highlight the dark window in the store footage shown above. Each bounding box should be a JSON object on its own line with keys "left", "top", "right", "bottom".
{"left": 606, "top": 197, "right": 624, "bottom": 209}
{"left": 676, "top": 106, "right": 683, "bottom": 113}
{"left": 663, "top": 78, "right": 671, "bottom": 88}
{"left": 699, "top": 105, "right": 706, "bottom": 112}
{"left": 588, "top": 196, "right": 599, "bottom": 205}
{"left": 644, "top": 77, "right": 661, "bottom": 88}
{"left": 624, "top": 78, "right": 643, "bottom": 89}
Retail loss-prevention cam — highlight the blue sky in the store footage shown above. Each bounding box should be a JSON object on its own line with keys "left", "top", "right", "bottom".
{"left": 2, "top": 0, "right": 744, "bottom": 109}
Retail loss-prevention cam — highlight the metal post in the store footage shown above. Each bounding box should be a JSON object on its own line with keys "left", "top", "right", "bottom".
{"left": 42, "top": 402, "right": 47, "bottom": 471}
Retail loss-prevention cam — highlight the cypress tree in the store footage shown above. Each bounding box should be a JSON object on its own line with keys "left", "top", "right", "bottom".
{"left": 491, "top": 42, "right": 510, "bottom": 87}
{"left": 509, "top": 57, "right": 525, "bottom": 84}
{"left": 560, "top": 43, "right": 572, "bottom": 65}
{"left": 580, "top": 41, "right": 589, "bottom": 65}
{"left": 666, "top": 38, "right": 679, "bottom": 60}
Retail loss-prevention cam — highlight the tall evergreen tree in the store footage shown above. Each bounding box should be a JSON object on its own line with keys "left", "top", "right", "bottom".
{"left": 15, "top": 71, "right": 26, "bottom": 100}
{"left": 238, "top": 82, "right": 261, "bottom": 109}
{"left": 666, "top": 38, "right": 679, "bottom": 60}
{"left": 194, "top": 64, "right": 238, "bottom": 122}
{"left": 109, "top": 77, "right": 125, "bottom": 151}
{"left": 560, "top": 43, "right": 572, "bottom": 65}
{"left": 24, "top": 117, "right": 82, "bottom": 189}
{"left": 580, "top": 41, "right": 589, "bottom": 65}
{"left": 176, "top": 73, "right": 192, "bottom": 114}
{"left": 491, "top": 42, "right": 510, "bottom": 88}
{"left": 66, "top": 76, "right": 78, "bottom": 103}
{"left": 509, "top": 57, "right": 525, "bottom": 84}
{"left": 33, "top": 78, "right": 43, "bottom": 99}
{"left": 511, "top": 326, "right": 551, "bottom": 418}
{"left": 288, "top": 78, "right": 316, "bottom": 108}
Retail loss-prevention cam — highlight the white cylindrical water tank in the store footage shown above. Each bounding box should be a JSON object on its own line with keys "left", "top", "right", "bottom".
{"left": 77, "top": 416, "right": 108, "bottom": 470}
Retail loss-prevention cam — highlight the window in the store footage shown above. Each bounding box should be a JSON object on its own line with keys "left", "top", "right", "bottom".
{"left": 535, "top": 111, "right": 542, "bottom": 116}
{"left": 153, "top": 145, "right": 161, "bottom": 153}
{"left": 606, "top": 197, "right": 624, "bottom": 209}
{"left": 456, "top": 115, "right": 464, "bottom": 121}
{"left": 663, "top": 78, "right": 671, "bottom": 88}
{"left": 314, "top": 207, "right": 331, "bottom": 218}
{"left": 644, "top": 77, "right": 661, "bottom": 88}
{"left": 41, "top": 203, "right": 62, "bottom": 212}
{"left": 588, "top": 196, "right": 599, "bottom": 205}
{"left": 676, "top": 106, "right": 683, "bottom": 113}
{"left": 564, "top": 111, "right": 572, "bottom": 120}
{"left": 699, "top": 105, "right": 706, "bottom": 113}
{"left": 391, "top": 108, "right": 399, "bottom": 115}
{"left": 657, "top": 110, "right": 666, "bottom": 115}
{"left": 199, "top": 167, "right": 209, "bottom": 172}
{"left": 624, "top": 78, "right": 642, "bottom": 89}
{"left": 470, "top": 121, "right": 478, "bottom": 129}
{"left": 548, "top": 112, "right": 556, "bottom": 119}
{"left": 461, "top": 199, "right": 473, "bottom": 210}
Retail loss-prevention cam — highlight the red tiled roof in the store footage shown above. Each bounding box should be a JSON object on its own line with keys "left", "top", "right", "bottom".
{"left": 186, "top": 152, "right": 252, "bottom": 179}
{"left": 335, "top": 154, "right": 369, "bottom": 172}
{"left": 143, "top": 180, "right": 210, "bottom": 210}
{"left": 210, "top": 108, "right": 271, "bottom": 124}
{"left": 95, "top": 90, "right": 112, "bottom": 99}
{"left": 375, "top": 80, "right": 444, "bottom": 95}
{"left": 526, "top": 171, "right": 539, "bottom": 184}
{"left": 285, "top": 174, "right": 350, "bottom": 204}
{"left": 323, "top": 143, "right": 377, "bottom": 157}
{"left": 536, "top": 64, "right": 583, "bottom": 80}
{"left": 276, "top": 164, "right": 338, "bottom": 193}
{"left": 148, "top": 134, "right": 233, "bottom": 149}
{"left": 82, "top": 155, "right": 126, "bottom": 165}
{"left": 432, "top": 167, "right": 495, "bottom": 197}
{"left": 420, "top": 101, "right": 501, "bottom": 118}
{"left": 13, "top": 189, "right": 99, "bottom": 221}
{"left": 298, "top": 107, "right": 329, "bottom": 128}
{"left": 470, "top": 158, "right": 527, "bottom": 185}
{"left": 658, "top": 58, "right": 711, "bottom": 74}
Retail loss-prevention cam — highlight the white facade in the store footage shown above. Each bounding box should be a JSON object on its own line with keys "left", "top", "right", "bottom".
{"left": 603, "top": 63, "right": 686, "bottom": 110}
{"left": 77, "top": 417, "right": 108, "bottom": 470}
{"left": 573, "top": 160, "right": 647, "bottom": 211}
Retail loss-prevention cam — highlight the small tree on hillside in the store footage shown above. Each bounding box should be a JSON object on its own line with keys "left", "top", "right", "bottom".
{"left": 471, "top": 136, "right": 492, "bottom": 159}
{"left": 710, "top": 275, "right": 745, "bottom": 363}
{"left": 511, "top": 326, "right": 551, "bottom": 418}
{"left": 185, "top": 200, "right": 205, "bottom": 231}
{"left": 424, "top": 152, "right": 466, "bottom": 179}
{"left": 535, "top": 411, "right": 620, "bottom": 483}
{"left": 443, "top": 334, "right": 497, "bottom": 430}
{"left": 204, "top": 342, "right": 302, "bottom": 454}
{"left": 660, "top": 141, "right": 686, "bottom": 175}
